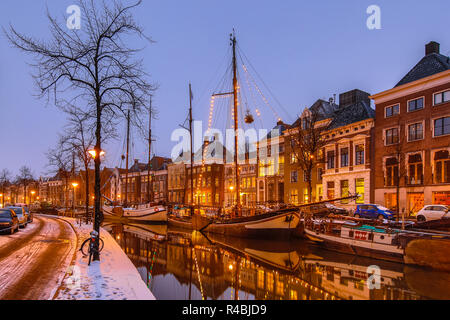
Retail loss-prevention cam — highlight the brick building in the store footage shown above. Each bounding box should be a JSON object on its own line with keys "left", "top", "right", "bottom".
{"left": 321, "top": 90, "right": 375, "bottom": 210}
{"left": 284, "top": 99, "right": 338, "bottom": 205}
{"left": 371, "top": 41, "right": 450, "bottom": 213}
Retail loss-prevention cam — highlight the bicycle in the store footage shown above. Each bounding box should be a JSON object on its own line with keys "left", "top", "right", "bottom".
{"left": 80, "top": 230, "right": 105, "bottom": 265}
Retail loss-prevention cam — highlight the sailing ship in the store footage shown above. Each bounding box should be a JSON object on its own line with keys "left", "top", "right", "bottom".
{"left": 103, "top": 100, "right": 168, "bottom": 223}
{"left": 167, "top": 32, "right": 301, "bottom": 239}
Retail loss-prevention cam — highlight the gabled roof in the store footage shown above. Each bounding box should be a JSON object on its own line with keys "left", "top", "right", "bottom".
{"left": 396, "top": 53, "right": 450, "bottom": 87}
{"left": 291, "top": 99, "right": 339, "bottom": 127}
{"left": 328, "top": 100, "right": 375, "bottom": 130}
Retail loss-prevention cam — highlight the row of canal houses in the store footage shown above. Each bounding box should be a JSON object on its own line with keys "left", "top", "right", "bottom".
{"left": 105, "top": 41, "right": 449, "bottom": 215}
{"left": 164, "top": 41, "right": 450, "bottom": 214}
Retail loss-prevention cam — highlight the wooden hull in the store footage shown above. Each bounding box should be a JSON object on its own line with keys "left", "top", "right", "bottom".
{"left": 103, "top": 206, "right": 168, "bottom": 223}
{"left": 168, "top": 210, "right": 301, "bottom": 239}
{"left": 304, "top": 228, "right": 404, "bottom": 263}
{"left": 404, "top": 238, "right": 450, "bottom": 272}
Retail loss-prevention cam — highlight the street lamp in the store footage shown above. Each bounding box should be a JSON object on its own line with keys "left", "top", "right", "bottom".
{"left": 72, "top": 183, "right": 78, "bottom": 215}
{"left": 30, "top": 191, "right": 36, "bottom": 204}
{"left": 88, "top": 149, "right": 105, "bottom": 159}
{"left": 0, "top": 193, "right": 3, "bottom": 208}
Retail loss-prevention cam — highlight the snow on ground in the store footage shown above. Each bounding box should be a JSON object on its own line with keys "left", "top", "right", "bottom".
{"left": 53, "top": 217, "right": 155, "bottom": 300}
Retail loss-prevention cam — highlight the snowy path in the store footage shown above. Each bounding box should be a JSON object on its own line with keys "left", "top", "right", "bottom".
{"left": 54, "top": 218, "right": 155, "bottom": 300}
{"left": 0, "top": 216, "right": 77, "bottom": 300}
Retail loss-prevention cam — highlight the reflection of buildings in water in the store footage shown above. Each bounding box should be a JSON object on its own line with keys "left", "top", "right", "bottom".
{"left": 107, "top": 225, "right": 428, "bottom": 300}
{"left": 302, "top": 258, "right": 421, "bottom": 300}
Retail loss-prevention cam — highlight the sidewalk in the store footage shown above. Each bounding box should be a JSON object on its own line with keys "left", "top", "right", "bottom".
{"left": 52, "top": 217, "right": 155, "bottom": 300}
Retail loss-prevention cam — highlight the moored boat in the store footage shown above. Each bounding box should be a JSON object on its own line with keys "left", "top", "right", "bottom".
{"left": 304, "top": 216, "right": 450, "bottom": 271}
{"left": 103, "top": 202, "right": 168, "bottom": 223}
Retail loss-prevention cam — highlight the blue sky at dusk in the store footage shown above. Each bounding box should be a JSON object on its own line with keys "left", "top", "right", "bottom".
{"left": 0, "top": 0, "right": 449, "bottom": 177}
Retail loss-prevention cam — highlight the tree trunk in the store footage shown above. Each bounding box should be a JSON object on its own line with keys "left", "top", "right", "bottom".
{"left": 93, "top": 101, "right": 102, "bottom": 261}
{"left": 85, "top": 162, "right": 90, "bottom": 224}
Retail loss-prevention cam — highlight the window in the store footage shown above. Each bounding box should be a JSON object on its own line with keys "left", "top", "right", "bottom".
{"left": 385, "top": 157, "right": 399, "bottom": 186}
{"left": 408, "top": 97, "right": 424, "bottom": 112}
{"left": 327, "top": 181, "right": 335, "bottom": 200}
{"left": 355, "top": 145, "right": 365, "bottom": 165}
{"left": 408, "top": 154, "right": 423, "bottom": 185}
{"left": 434, "top": 150, "right": 450, "bottom": 184}
{"left": 340, "top": 148, "right": 349, "bottom": 167}
{"left": 303, "top": 171, "right": 310, "bottom": 182}
{"left": 385, "top": 128, "right": 399, "bottom": 145}
{"left": 385, "top": 104, "right": 399, "bottom": 117}
{"left": 317, "top": 167, "right": 323, "bottom": 181}
{"left": 303, "top": 188, "right": 309, "bottom": 203}
{"left": 290, "top": 170, "right": 298, "bottom": 183}
{"left": 434, "top": 117, "right": 450, "bottom": 137}
{"left": 408, "top": 123, "right": 423, "bottom": 141}
{"left": 327, "top": 151, "right": 335, "bottom": 169}
{"left": 291, "top": 153, "right": 298, "bottom": 164}
{"left": 355, "top": 178, "right": 364, "bottom": 204}
{"left": 340, "top": 180, "right": 349, "bottom": 204}
{"left": 302, "top": 117, "right": 310, "bottom": 130}
{"left": 434, "top": 90, "right": 450, "bottom": 105}
{"left": 290, "top": 189, "right": 298, "bottom": 205}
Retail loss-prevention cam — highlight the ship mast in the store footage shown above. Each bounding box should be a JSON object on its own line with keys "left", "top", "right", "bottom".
{"left": 124, "top": 110, "right": 130, "bottom": 206}
{"left": 189, "top": 83, "right": 194, "bottom": 216}
{"left": 147, "top": 96, "right": 153, "bottom": 203}
{"left": 231, "top": 32, "right": 241, "bottom": 217}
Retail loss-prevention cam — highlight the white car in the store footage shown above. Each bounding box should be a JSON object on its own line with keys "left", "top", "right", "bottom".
{"left": 416, "top": 205, "right": 450, "bottom": 222}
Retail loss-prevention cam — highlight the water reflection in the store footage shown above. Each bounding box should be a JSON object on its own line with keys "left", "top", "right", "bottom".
{"left": 103, "top": 222, "right": 450, "bottom": 300}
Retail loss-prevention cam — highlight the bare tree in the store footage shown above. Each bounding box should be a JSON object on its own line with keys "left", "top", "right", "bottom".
{"left": 46, "top": 142, "right": 73, "bottom": 208}
{"left": 15, "top": 166, "right": 34, "bottom": 205}
{"left": 6, "top": 0, "right": 155, "bottom": 261}
{"left": 59, "top": 105, "right": 117, "bottom": 222}
{"left": 0, "top": 169, "right": 12, "bottom": 207}
{"left": 290, "top": 108, "right": 329, "bottom": 203}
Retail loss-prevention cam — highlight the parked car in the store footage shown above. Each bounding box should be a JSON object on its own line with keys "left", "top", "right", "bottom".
{"left": 415, "top": 205, "right": 450, "bottom": 222}
{"left": 325, "top": 203, "right": 348, "bottom": 215}
{"left": 0, "top": 208, "right": 19, "bottom": 234}
{"left": 301, "top": 203, "right": 330, "bottom": 217}
{"left": 8, "top": 206, "right": 28, "bottom": 228}
{"left": 354, "top": 204, "right": 395, "bottom": 220}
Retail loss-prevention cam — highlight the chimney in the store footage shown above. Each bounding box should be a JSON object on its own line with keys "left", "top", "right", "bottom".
{"left": 339, "top": 89, "right": 371, "bottom": 108}
{"left": 426, "top": 41, "right": 440, "bottom": 55}
{"left": 134, "top": 159, "right": 139, "bottom": 165}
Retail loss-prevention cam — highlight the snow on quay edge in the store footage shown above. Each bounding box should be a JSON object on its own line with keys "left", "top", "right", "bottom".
{"left": 53, "top": 217, "right": 155, "bottom": 300}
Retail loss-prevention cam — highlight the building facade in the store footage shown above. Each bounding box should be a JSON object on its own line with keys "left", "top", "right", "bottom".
{"left": 321, "top": 90, "right": 375, "bottom": 210}
{"left": 371, "top": 41, "right": 450, "bottom": 213}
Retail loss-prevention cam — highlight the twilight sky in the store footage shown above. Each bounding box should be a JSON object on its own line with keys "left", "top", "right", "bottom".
{"left": 0, "top": 0, "right": 449, "bottom": 178}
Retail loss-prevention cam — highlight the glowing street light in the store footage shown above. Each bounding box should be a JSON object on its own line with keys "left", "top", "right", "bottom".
{"left": 88, "top": 149, "right": 105, "bottom": 159}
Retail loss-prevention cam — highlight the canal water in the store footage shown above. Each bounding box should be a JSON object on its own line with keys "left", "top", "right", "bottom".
{"left": 102, "top": 222, "right": 450, "bottom": 300}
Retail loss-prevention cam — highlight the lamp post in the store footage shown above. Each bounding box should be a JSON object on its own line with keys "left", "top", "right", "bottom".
{"left": 0, "top": 193, "right": 3, "bottom": 208}
{"left": 88, "top": 148, "right": 105, "bottom": 261}
{"left": 30, "top": 191, "right": 36, "bottom": 204}
{"left": 71, "top": 183, "right": 78, "bottom": 217}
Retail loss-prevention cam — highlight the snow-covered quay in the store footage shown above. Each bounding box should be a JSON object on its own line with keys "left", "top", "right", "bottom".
{"left": 53, "top": 217, "right": 155, "bottom": 300}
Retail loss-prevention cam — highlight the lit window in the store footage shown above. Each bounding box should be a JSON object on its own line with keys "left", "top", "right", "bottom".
{"left": 355, "top": 178, "right": 364, "bottom": 204}
{"left": 340, "top": 180, "right": 349, "bottom": 204}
